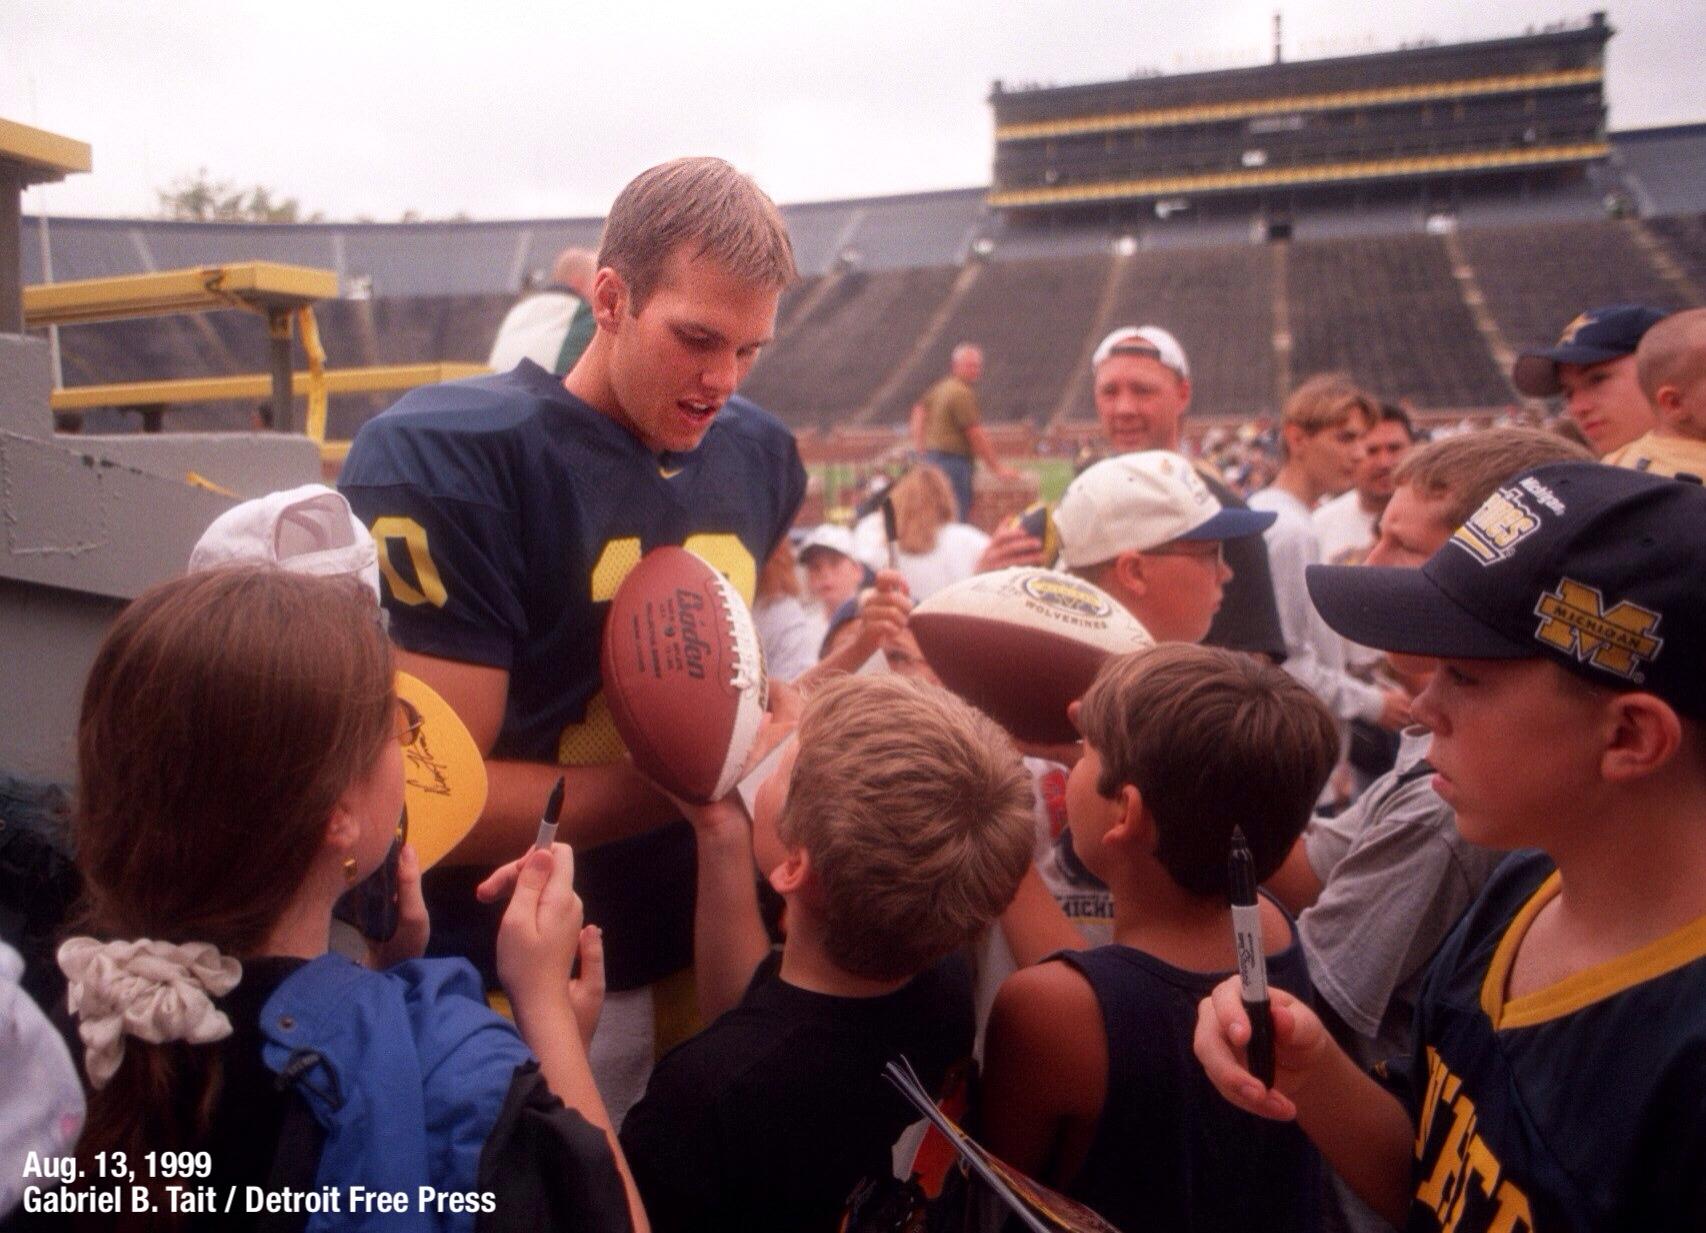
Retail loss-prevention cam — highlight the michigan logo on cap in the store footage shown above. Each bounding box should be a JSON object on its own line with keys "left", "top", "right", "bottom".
{"left": 1533, "top": 579, "right": 1664, "bottom": 682}
{"left": 1451, "top": 488, "right": 1542, "bottom": 566}
{"left": 1556, "top": 310, "right": 1597, "bottom": 346}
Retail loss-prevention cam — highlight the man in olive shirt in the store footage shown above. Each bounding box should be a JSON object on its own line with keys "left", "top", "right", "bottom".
{"left": 910, "top": 343, "right": 1017, "bottom": 520}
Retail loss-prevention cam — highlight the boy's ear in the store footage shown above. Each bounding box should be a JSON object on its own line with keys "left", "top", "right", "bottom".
{"left": 1653, "top": 383, "right": 1682, "bottom": 419}
{"left": 1103, "top": 784, "right": 1152, "bottom": 849}
{"left": 769, "top": 846, "right": 813, "bottom": 898}
{"left": 1110, "top": 552, "right": 1148, "bottom": 598}
{"left": 1601, "top": 692, "right": 1683, "bottom": 783}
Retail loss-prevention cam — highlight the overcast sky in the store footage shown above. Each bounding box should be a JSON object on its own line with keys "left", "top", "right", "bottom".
{"left": 5, "top": 0, "right": 1701, "bottom": 221}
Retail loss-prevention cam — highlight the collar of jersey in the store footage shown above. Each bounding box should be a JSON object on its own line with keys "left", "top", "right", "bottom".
{"left": 1480, "top": 871, "right": 1706, "bottom": 1030}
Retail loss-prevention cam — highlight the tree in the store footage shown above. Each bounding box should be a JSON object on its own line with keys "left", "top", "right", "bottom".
{"left": 156, "top": 168, "right": 322, "bottom": 223}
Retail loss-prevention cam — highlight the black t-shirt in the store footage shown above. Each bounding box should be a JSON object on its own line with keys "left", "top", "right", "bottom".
{"left": 1196, "top": 467, "right": 1288, "bottom": 662}
{"left": 620, "top": 952, "right": 974, "bottom": 1233}
{"left": 187, "top": 958, "right": 630, "bottom": 1233}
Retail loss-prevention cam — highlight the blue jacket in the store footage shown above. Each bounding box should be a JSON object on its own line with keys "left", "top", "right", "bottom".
{"left": 258, "top": 954, "right": 533, "bottom": 1233}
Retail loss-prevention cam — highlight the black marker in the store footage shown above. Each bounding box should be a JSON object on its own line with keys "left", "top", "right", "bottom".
{"left": 533, "top": 776, "right": 566, "bottom": 851}
{"left": 1229, "top": 826, "right": 1275, "bottom": 1087}
{"left": 881, "top": 495, "right": 901, "bottom": 571}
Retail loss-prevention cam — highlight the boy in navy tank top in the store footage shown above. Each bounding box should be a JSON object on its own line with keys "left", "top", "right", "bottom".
{"left": 982, "top": 643, "right": 1338, "bottom": 1232}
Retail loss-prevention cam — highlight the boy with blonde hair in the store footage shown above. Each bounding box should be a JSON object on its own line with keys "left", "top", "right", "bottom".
{"left": 1198, "top": 462, "right": 1706, "bottom": 1230}
{"left": 1605, "top": 306, "right": 1706, "bottom": 481}
{"left": 982, "top": 644, "right": 1339, "bottom": 1232}
{"left": 620, "top": 674, "right": 1034, "bottom": 1232}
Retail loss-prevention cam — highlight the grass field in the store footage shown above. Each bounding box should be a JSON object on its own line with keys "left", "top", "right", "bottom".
{"left": 808, "top": 457, "right": 1076, "bottom": 512}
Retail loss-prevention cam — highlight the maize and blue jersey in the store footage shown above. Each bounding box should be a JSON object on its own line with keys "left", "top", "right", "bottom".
{"left": 341, "top": 360, "right": 805, "bottom": 991}
{"left": 1378, "top": 850, "right": 1706, "bottom": 1231}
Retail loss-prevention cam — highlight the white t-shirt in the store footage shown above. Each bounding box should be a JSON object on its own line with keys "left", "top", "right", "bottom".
{"left": 851, "top": 514, "right": 989, "bottom": 600}
{"left": 1312, "top": 491, "right": 1384, "bottom": 675}
{"left": 487, "top": 290, "right": 585, "bottom": 373}
{"left": 1248, "top": 487, "right": 1384, "bottom": 727}
{"left": 752, "top": 593, "right": 827, "bottom": 682}
{"left": 1312, "top": 489, "right": 1378, "bottom": 567}
{"left": 973, "top": 756, "right": 1114, "bottom": 1042}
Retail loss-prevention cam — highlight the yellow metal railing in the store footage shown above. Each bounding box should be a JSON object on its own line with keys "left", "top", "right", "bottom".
{"left": 995, "top": 67, "right": 1604, "bottom": 142}
{"left": 26, "top": 262, "right": 341, "bottom": 439}
{"left": 986, "top": 142, "right": 1610, "bottom": 208}
{"left": 48, "top": 362, "right": 491, "bottom": 465}
{"left": 23, "top": 263, "right": 337, "bottom": 326}
{"left": 50, "top": 362, "right": 489, "bottom": 412}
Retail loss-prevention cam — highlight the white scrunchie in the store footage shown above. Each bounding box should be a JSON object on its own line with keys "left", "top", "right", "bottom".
{"left": 57, "top": 938, "right": 242, "bottom": 1089}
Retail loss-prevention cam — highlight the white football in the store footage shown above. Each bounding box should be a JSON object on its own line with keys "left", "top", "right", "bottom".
{"left": 910, "top": 567, "right": 1154, "bottom": 743}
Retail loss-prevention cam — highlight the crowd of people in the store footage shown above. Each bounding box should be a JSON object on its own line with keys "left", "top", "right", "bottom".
{"left": 5, "top": 156, "right": 1706, "bottom": 1233}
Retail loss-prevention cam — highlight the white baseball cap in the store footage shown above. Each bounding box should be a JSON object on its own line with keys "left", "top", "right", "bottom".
{"left": 797, "top": 524, "right": 858, "bottom": 563}
{"left": 1090, "top": 325, "right": 1190, "bottom": 381}
{"left": 1056, "top": 451, "right": 1274, "bottom": 568}
{"left": 189, "top": 484, "right": 381, "bottom": 599}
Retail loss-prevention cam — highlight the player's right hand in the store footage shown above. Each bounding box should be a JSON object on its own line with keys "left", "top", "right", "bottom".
{"left": 1192, "top": 976, "right": 1332, "bottom": 1122}
{"left": 976, "top": 524, "right": 1045, "bottom": 573}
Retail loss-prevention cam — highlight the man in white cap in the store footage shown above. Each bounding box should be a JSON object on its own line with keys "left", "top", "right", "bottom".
{"left": 981, "top": 325, "right": 1285, "bottom": 661}
{"left": 1055, "top": 451, "right": 1276, "bottom": 644}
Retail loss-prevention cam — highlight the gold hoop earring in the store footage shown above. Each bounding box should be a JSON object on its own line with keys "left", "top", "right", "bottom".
{"left": 342, "top": 858, "right": 359, "bottom": 885}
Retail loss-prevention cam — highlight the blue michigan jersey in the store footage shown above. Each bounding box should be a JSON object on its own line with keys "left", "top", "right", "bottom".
{"left": 1377, "top": 850, "right": 1706, "bottom": 1232}
{"left": 340, "top": 360, "right": 806, "bottom": 990}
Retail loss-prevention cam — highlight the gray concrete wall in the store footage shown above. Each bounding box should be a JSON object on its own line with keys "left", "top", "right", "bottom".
{"left": 76, "top": 432, "right": 320, "bottom": 498}
{"left": 0, "top": 332, "right": 319, "bottom": 786}
{"left": 0, "top": 577, "right": 122, "bottom": 784}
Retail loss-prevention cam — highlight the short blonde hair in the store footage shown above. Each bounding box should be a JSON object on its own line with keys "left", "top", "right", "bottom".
{"left": 778, "top": 674, "right": 1033, "bottom": 981}
{"left": 1078, "top": 644, "right": 1337, "bottom": 897}
{"left": 598, "top": 157, "right": 796, "bottom": 308}
{"left": 1394, "top": 427, "right": 1592, "bottom": 531}
{"left": 1282, "top": 372, "right": 1376, "bottom": 434}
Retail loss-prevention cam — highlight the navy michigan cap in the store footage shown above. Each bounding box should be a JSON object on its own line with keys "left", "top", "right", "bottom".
{"left": 1306, "top": 462, "right": 1706, "bottom": 718}
{"left": 1512, "top": 304, "right": 1668, "bottom": 397}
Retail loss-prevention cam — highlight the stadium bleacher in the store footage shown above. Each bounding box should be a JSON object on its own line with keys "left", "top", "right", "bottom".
{"left": 863, "top": 253, "right": 1112, "bottom": 427}
{"left": 1647, "top": 214, "right": 1706, "bottom": 291}
{"left": 1288, "top": 234, "right": 1511, "bottom": 409}
{"left": 1056, "top": 243, "right": 1276, "bottom": 424}
{"left": 739, "top": 264, "right": 964, "bottom": 428}
{"left": 1459, "top": 217, "right": 1686, "bottom": 352}
{"left": 19, "top": 112, "right": 1703, "bottom": 442}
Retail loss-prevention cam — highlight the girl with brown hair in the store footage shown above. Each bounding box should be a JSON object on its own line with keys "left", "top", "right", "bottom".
{"left": 57, "top": 567, "right": 645, "bottom": 1232}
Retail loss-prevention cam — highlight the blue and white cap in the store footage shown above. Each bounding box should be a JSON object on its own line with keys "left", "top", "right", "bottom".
{"left": 1057, "top": 450, "right": 1274, "bottom": 568}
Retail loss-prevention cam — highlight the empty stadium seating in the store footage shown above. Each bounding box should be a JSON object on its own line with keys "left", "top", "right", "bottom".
{"left": 739, "top": 265, "right": 963, "bottom": 428}
{"left": 1058, "top": 244, "right": 1276, "bottom": 423}
{"left": 866, "top": 253, "right": 1112, "bottom": 427}
{"left": 1459, "top": 218, "right": 1685, "bottom": 350}
{"left": 1288, "top": 234, "right": 1511, "bottom": 408}
{"left": 1647, "top": 214, "right": 1706, "bottom": 290}
{"left": 26, "top": 195, "right": 1705, "bottom": 445}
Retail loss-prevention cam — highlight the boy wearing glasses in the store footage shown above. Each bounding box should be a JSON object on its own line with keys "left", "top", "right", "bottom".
{"left": 1055, "top": 450, "right": 1276, "bottom": 646}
